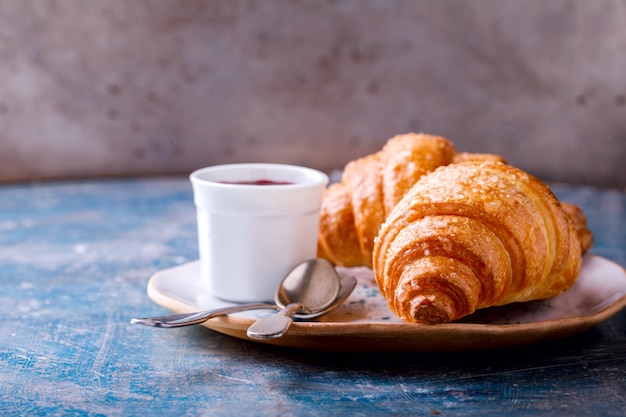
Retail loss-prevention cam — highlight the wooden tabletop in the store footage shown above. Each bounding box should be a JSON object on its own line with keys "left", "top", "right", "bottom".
{"left": 1, "top": 178, "right": 624, "bottom": 416}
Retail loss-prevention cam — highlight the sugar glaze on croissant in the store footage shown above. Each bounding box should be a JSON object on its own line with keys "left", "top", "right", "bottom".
{"left": 372, "top": 161, "right": 583, "bottom": 324}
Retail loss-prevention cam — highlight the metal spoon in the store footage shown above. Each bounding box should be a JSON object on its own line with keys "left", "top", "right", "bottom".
{"left": 131, "top": 303, "right": 276, "bottom": 328}
{"left": 131, "top": 259, "right": 354, "bottom": 328}
{"left": 246, "top": 258, "right": 341, "bottom": 340}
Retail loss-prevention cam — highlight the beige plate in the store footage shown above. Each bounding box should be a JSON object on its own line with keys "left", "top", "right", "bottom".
{"left": 147, "top": 254, "right": 626, "bottom": 352}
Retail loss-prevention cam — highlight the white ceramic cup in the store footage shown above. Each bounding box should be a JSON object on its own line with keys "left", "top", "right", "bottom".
{"left": 190, "top": 163, "right": 329, "bottom": 303}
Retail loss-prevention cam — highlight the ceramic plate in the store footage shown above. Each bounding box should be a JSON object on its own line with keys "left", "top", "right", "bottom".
{"left": 146, "top": 254, "right": 626, "bottom": 352}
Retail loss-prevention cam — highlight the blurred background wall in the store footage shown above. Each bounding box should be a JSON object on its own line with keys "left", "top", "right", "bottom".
{"left": 0, "top": 0, "right": 624, "bottom": 188}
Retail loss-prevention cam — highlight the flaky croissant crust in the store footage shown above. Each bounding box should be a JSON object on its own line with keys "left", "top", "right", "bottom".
{"left": 372, "top": 161, "right": 583, "bottom": 324}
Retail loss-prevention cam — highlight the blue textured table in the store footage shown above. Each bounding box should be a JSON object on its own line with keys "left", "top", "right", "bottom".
{"left": 1, "top": 178, "right": 624, "bottom": 417}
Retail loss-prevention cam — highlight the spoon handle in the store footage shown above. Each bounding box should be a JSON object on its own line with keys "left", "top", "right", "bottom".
{"left": 130, "top": 303, "right": 276, "bottom": 328}
{"left": 246, "top": 303, "right": 302, "bottom": 340}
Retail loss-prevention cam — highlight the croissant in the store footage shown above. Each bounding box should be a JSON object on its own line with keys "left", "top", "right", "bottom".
{"left": 372, "top": 161, "right": 583, "bottom": 324}
{"left": 317, "top": 132, "right": 506, "bottom": 267}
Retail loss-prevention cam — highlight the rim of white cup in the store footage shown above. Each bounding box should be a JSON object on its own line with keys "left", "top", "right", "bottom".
{"left": 189, "top": 163, "right": 329, "bottom": 189}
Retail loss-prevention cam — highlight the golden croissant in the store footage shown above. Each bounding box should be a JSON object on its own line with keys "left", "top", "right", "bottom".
{"left": 317, "top": 132, "right": 506, "bottom": 267}
{"left": 372, "top": 161, "right": 583, "bottom": 324}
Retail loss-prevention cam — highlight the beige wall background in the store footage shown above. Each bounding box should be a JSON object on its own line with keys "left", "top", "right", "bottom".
{"left": 0, "top": 0, "right": 625, "bottom": 188}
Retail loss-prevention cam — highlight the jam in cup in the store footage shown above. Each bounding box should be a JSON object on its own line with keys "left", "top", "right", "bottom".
{"left": 190, "top": 163, "right": 329, "bottom": 303}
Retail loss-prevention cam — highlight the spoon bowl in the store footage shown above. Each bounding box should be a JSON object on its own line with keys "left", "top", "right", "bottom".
{"left": 275, "top": 258, "right": 341, "bottom": 312}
